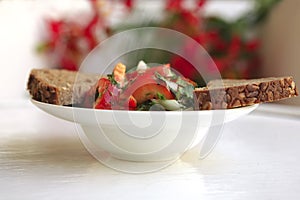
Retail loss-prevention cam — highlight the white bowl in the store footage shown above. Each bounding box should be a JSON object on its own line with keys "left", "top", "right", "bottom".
{"left": 31, "top": 99, "right": 258, "bottom": 161}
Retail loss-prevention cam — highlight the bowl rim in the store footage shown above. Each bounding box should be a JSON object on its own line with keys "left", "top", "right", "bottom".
{"left": 30, "top": 98, "right": 258, "bottom": 115}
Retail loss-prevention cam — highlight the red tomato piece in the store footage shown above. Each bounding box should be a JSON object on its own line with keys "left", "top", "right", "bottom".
{"left": 132, "top": 83, "right": 174, "bottom": 104}
{"left": 94, "top": 78, "right": 115, "bottom": 110}
{"left": 128, "top": 95, "right": 137, "bottom": 110}
{"left": 123, "top": 65, "right": 175, "bottom": 104}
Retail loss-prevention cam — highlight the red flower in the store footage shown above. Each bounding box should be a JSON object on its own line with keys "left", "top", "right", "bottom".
{"left": 228, "top": 35, "right": 242, "bottom": 58}
{"left": 47, "top": 19, "right": 64, "bottom": 46}
{"left": 84, "top": 14, "right": 100, "bottom": 49}
{"left": 166, "top": 8, "right": 201, "bottom": 37}
{"left": 40, "top": 0, "right": 106, "bottom": 70}
{"left": 210, "top": 32, "right": 227, "bottom": 52}
{"left": 245, "top": 39, "right": 260, "bottom": 52}
{"left": 166, "top": 0, "right": 183, "bottom": 11}
{"left": 194, "top": 33, "right": 205, "bottom": 44}
{"left": 171, "top": 55, "right": 199, "bottom": 80}
{"left": 212, "top": 57, "right": 228, "bottom": 73}
{"left": 180, "top": 10, "right": 200, "bottom": 27}
{"left": 197, "top": 0, "right": 206, "bottom": 8}
{"left": 61, "top": 54, "right": 78, "bottom": 71}
{"left": 124, "top": 0, "right": 134, "bottom": 10}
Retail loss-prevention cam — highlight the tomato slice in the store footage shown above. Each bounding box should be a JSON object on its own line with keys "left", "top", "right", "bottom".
{"left": 93, "top": 78, "right": 114, "bottom": 109}
{"left": 92, "top": 77, "right": 138, "bottom": 110}
{"left": 123, "top": 65, "right": 175, "bottom": 104}
{"left": 132, "top": 83, "right": 174, "bottom": 104}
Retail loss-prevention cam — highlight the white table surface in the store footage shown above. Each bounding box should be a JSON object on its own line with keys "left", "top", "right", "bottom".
{"left": 1, "top": 99, "right": 300, "bottom": 200}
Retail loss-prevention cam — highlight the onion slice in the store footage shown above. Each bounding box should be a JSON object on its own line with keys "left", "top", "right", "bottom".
{"left": 151, "top": 99, "right": 184, "bottom": 111}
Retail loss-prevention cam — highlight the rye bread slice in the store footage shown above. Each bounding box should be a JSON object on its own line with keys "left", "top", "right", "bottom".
{"left": 27, "top": 69, "right": 99, "bottom": 105}
{"left": 194, "top": 77, "right": 298, "bottom": 110}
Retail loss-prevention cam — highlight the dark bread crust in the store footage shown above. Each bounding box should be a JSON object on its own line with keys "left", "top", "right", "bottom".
{"left": 27, "top": 69, "right": 99, "bottom": 105}
{"left": 194, "top": 77, "right": 298, "bottom": 110}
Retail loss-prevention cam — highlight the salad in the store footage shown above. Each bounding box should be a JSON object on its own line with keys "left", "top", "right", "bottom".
{"left": 83, "top": 61, "right": 197, "bottom": 111}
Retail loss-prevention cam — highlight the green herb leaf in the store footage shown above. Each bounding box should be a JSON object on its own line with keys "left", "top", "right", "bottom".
{"left": 157, "top": 92, "right": 166, "bottom": 100}
{"left": 155, "top": 72, "right": 178, "bottom": 93}
{"left": 107, "top": 74, "right": 122, "bottom": 88}
{"left": 176, "top": 77, "right": 195, "bottom": 99}
{"left": 155, "top": 71, "right": 195, "bottom": 108}
{"left": 107, "top": 74, "right": 117, "bottom": 85}
{"left": 137, "top": 100, "right": 155, "bottom": 111}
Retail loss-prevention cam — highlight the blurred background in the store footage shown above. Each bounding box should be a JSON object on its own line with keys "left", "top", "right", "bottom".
{"left": 0, "top": 0, "right": 299, "bottom": 105}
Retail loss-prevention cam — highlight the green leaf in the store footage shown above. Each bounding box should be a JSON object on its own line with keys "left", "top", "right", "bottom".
{"left": 176, "top": 77, "right": 194, "bottom": 99}
{"left": 107, "top": 74, "right": 118, "bottom": 86}
{"left": 157, "top": 92, "right": 166, "bottom": 100}
{"left": 155, "top": 71, "right": 195, "bottom": 109}
{"left": 155, "top": 72, "right": 178, "bottom": 93}
{"left": 137, "top": 100, "right": 155, "bottom": 111}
